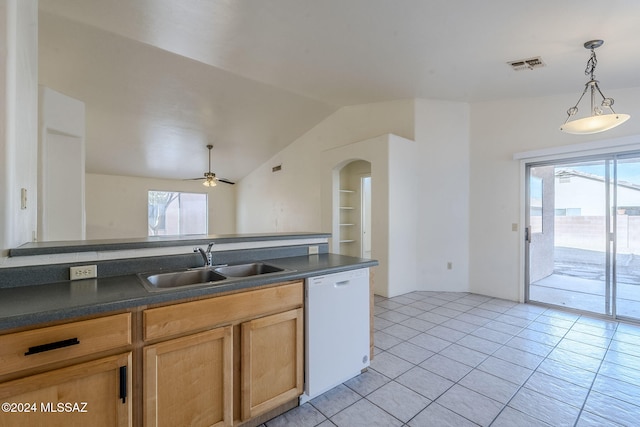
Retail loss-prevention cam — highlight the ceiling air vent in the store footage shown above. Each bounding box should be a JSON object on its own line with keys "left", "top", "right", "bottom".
{"left": 508, "top": 56, "right": 546, "bottom": 71}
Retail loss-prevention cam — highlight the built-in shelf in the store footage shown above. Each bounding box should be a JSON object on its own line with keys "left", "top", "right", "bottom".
{"left": 338, "top": 189, "right": 356, "bottom": 248}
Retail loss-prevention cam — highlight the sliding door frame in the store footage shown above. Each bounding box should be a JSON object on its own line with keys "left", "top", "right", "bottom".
{"left": 522, "top": 149, "right": 640, "bottom": 321}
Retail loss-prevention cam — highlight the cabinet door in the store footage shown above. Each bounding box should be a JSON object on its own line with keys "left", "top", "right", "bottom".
{"left": 241, "top": 308, "right": 303, "bottom": 420}
{"left": 144, "top": 326, "right": 232, "bottom": 427}
{"left": 0, "top": 352, "right": 131, "bottom": 427}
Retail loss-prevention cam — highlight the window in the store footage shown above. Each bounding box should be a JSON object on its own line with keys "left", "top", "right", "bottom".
{"left": 148, "top": 191, "right": 207, "bottom": 236}
{"left": 530, "top": 176, "right": 543, "bottom": 233}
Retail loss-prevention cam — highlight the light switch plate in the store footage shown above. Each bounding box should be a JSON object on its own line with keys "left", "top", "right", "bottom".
{"left": 308, "top": 245, "right": 319, "bottom": 255}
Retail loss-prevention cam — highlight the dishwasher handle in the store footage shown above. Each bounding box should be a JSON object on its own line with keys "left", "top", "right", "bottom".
{"left": 335, "top": 280, "right": 350, "bottom": 287}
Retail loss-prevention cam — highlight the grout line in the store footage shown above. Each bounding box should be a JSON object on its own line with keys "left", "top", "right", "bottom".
{"left": 380, "top": 292, "right": 597, "bottom": 426}
{"left": 571, "top": 317, "right": 619, "bottom": 427}
{"left": 318, "top": 291, "right": 637, "bottom": 427}
{"left": 485, "top": 306, "right": 574, "bottom": 425}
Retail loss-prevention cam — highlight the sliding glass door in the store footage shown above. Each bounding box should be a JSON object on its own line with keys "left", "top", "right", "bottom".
{"left": 526, "top": 152, "right": 640, "bottom": 321}
{"left": 614, "top": 155, "right": 640, "bottom": 319}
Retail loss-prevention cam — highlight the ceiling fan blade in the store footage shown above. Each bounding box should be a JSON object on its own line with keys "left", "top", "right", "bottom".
{"left": 183, "top": 145, "right": 234, "bottom": 185}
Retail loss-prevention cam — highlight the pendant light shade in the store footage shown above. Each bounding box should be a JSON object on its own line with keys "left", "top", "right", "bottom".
{"left": 560, "top": 112, "right": 629, "bottom": 135}
{"left": 560, "top": 40, "right": 630, "bottom": 134}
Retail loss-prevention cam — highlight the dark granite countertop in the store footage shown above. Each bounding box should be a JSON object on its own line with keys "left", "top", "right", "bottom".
{"left": 0, "top": 253, "right": 377, "bottom": 331}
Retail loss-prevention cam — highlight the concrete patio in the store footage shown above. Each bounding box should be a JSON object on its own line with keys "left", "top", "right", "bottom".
{"left": 529, "top": 247, "right": 640, "bottom": 320}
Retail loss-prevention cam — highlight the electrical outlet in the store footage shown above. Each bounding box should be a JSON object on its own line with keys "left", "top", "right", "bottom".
{"left": 308, "top": 245, "right": 319, "bottom": 255}
{"left": 447, "top": 262, "right": 453, "bottom": 270}
{"left": 70, "top": 265, "right": 98, "bottom": 280}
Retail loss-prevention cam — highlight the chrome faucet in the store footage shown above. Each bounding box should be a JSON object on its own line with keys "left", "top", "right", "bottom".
{"left": 193, "top": 242, "right": 215, "bottom": 267}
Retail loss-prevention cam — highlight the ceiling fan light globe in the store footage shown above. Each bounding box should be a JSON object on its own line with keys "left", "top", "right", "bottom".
{"left": 202, "top": 177, "right": 217, "bottom": 187}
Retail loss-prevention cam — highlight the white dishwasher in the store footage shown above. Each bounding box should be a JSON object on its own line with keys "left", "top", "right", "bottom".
{"left": 300, "top": 268, "right": 370, "bottom": 403}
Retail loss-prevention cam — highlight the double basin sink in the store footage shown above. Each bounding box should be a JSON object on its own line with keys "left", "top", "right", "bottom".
{"left": 139, "top": 262, "right": 292, "bottom": 292}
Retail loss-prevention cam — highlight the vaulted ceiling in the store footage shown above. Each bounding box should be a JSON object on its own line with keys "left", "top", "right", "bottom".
{"left": 38, "top": 0, "right": 640, "bottom": 182}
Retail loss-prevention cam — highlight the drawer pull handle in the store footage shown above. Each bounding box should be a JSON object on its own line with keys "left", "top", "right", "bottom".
{"left": 24, "top": 338, "right": 80, "bottom": 356}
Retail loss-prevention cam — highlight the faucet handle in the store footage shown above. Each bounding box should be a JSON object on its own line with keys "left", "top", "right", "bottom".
{"left": 206, "top": 242, "right": 214, "bottom": 252}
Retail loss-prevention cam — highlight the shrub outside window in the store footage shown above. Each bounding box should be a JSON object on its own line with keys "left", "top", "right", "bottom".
{"left": 148, "top": 191, "right": 207, "bottom": 236}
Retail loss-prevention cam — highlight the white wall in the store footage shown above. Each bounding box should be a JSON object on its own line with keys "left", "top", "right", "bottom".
{"left": 0, "top": 0, "right": 38, "bottom": 254}
{"left": 86, "top": 173, "right": 236, "bottom": 239}
{"left": 236, "top": 99, "right": 415, "bottom": 234}
{"left": 237, "top": 98, "right": 472, "bottom": 297}
{"left": 321, "top": 134, "right": 419, "bottom": 297}
{"left": 470, "top": 87, "right": 640, "bottom": 301}
{"left": 555, "top": 175, "right": 640, "bottom": 216}
{"left": 38, "top": 86, "right": 86, "bottom": 241}
{"left": 386, "top": 134, "right": 419, "bottom": 296}
{"left": 237, "top": 100, "right": 416, "bottom": 297}
{"left": 414, "top": 99, "right": 470, "bottom": 292}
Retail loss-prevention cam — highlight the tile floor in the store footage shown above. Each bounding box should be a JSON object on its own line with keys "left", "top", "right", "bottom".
{"left": 264, "top": 291, "right": 640, "bottom": 426}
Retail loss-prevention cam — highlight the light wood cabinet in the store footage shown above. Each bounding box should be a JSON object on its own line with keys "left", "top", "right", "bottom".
{"left": 142, "top": 280, "right": 304, "bottom": 426}
{"left": 143, "top": 282, "right": 302, "bottom": 342}
{"left": 144, "top": 327, "right": 232, "bottom": 427}
{"left": 241, "top": 308, "right": 303, "bottom": 421}
{"left": 0, "top": 313, "right": 131, "bottom": 379}
{"left": 0, "top": 313, "right": 133, "bottom": 426}
{"left": 0, "top": 352, "right": 132, "bottom": 427}
{"left": 0, "top": 279, "right": 309, "bottom": 426}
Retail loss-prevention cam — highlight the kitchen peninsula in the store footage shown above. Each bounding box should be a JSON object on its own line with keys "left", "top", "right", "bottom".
{"left": 0, "top": 232, "right": 377, "bottom": 426}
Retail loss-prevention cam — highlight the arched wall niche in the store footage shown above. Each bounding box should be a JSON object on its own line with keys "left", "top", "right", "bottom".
{"left": 334, "top": 159, "right": 371, "bottom": 257}
{"left": 321, "top": 134, "right": 417, "bottom": 297}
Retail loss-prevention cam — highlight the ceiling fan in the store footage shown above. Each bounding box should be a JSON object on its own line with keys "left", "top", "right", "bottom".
{"left": 186, "top": 144, "right": 235, "bottom": 187}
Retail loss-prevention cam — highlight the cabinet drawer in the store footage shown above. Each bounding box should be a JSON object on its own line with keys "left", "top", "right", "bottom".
{"left": 0, "top": 313, "right": 131, "bottom": 377}
{"left": 144, "top": 281, "right": 303, "bottom": 342}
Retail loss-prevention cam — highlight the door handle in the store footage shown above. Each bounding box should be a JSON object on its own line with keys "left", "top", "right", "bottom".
{"left": 119, "top": 366, "right": 127, "bottom": 404}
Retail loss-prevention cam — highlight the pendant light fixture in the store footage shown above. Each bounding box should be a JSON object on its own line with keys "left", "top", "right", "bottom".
{"left": 560, "top": 40, "right": 630, "bottom": 134}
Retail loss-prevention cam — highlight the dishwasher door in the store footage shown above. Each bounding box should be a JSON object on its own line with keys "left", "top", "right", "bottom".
{"left": 302, "top": 268, "right": 370, "bottom": 402}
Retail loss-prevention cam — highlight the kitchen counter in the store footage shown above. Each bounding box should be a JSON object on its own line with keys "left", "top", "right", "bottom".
{"left": 0, "top": 253, "right": 377, "bottom": 331}
{"left": 8, "top": 232, "right": 330, "bottom": 257}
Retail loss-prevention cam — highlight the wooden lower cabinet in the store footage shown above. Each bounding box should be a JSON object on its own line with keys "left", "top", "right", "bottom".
{"left": 144, "top": 326, "right": 233, "bottom": 427}
{"left": 0, "top": 280, "right": 306, "bottom": 427}
{"left": 142, "top": 281, "right": 304, "bottom": 426}
{"left": 0, "top": 352, "right": 132, "bottom": 427}
{"left": 241, "top": 308, "right": 303, "bottom": 421}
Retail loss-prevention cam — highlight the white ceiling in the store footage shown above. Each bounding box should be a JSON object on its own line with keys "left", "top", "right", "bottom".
{"left": 37, "top": 0, "right": 640, "bottom": 182}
